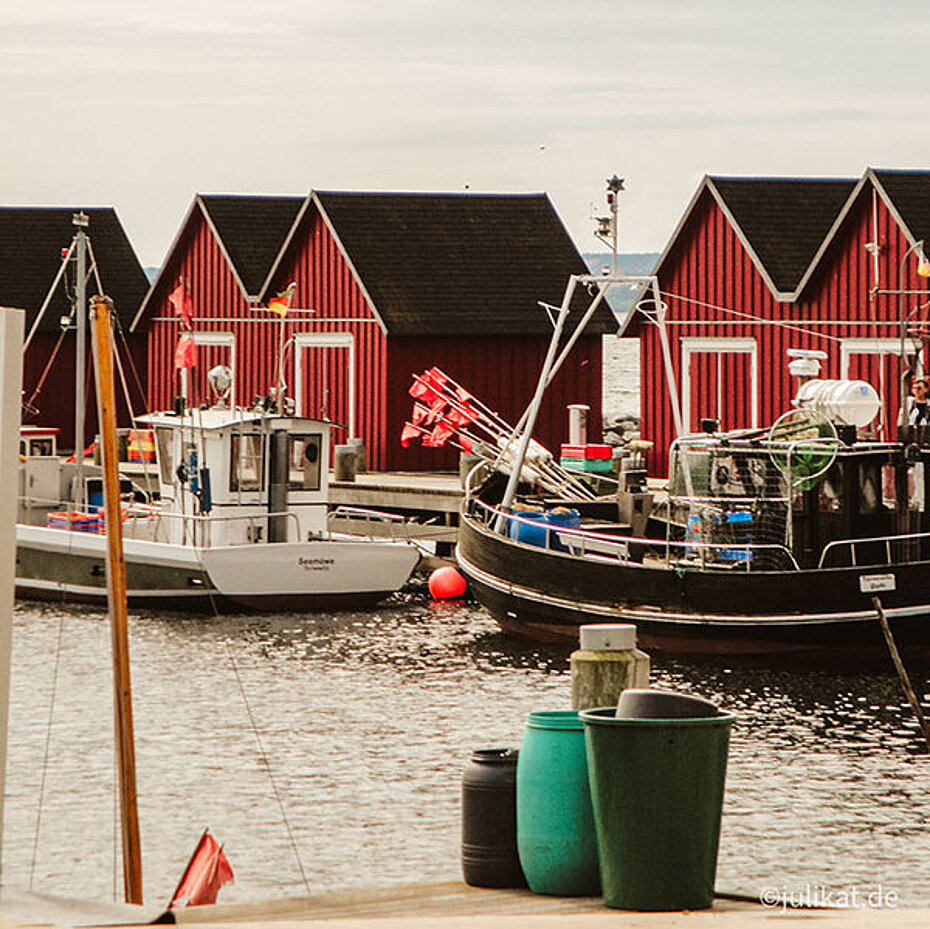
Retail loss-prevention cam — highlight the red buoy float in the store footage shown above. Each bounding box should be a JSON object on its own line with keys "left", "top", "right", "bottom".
{"left": 429, "top": 565, "right": 467, "bottom": 600}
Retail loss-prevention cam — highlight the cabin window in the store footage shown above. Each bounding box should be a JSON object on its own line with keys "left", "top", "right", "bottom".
{"left": 230, "top": 433, "right": 264, "bottom": 491}
{"left": 288, "top": 435, "right": 322, "bottom": 491}
{"left": 155, "top": 428, "right": 174, "bottom": 486}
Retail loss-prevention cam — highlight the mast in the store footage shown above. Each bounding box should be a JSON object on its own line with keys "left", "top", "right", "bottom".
{"left": 90, "top": 295, "right": 143, "bottom": 904}
{"left": 74, "top": 212, "right": 89, "bottom": 509}
{"left": 0, "top": 308, "right": 24, "bottom": 883}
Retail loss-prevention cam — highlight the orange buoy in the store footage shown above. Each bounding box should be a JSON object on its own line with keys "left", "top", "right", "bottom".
{"left": 429, "top": 565, "right": 467, "bottom": 600}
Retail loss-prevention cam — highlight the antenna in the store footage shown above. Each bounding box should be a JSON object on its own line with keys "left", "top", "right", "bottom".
{"left": 593, "top": 175, "right": 624, "bottom": 274}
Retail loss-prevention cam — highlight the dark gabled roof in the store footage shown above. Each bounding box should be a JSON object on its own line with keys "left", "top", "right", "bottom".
{"left": 199, "top": 195, "right": 304, "bottom": 296}
{"left": 0, "top": 207, "right": 148, "bottom": 332}
{"left": 709, "top": 176, "right": 857, "bottom": 293}
{"left": 871, "top": 169, "right": 930, "bottom": 244}
{"left": 312, "top": 191, "right": 614, "bottom": 336}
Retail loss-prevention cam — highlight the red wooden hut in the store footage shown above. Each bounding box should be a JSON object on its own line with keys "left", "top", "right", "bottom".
{"left": 623, "top": 168, "right": 930, "bottom": 475}
{"left": 136, "top": 190, "right": 614, "bottom": 472}
{"left": 0, "top": 207, "right": 150, "bottom": 450}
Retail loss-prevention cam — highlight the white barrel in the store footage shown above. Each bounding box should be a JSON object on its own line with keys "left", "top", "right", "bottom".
{"left": 795, "top": 379, "right": 881, "bottom": 427}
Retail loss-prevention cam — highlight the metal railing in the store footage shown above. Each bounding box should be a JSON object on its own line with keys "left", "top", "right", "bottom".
{"left": 19, "top": 494, "right": 303, "bottom": 547}
{"left": 818, "top": 530, "right": 930, "bottom": 569}
{"left": 471, "top": 499, "right": 801, "bottom": 571}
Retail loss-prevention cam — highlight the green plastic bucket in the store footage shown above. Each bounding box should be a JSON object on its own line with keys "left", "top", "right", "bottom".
{"left": 516, "top": 711, "right": 600, "bottom": 896}
{"left": 581, "top": 704, "right": 734, "bottom": 911}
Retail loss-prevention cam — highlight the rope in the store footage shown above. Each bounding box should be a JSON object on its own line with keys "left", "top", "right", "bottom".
{"left": 24, "top": 328, "right": 68, "bottom": 415}
{"left": 657, "top": 291, "right": 845, "bottom": 344}
{"left": 225, "top": 644, "right": 311, "bottom": 893}
{"left": 28, "top": 614, "right": 66, "bottom": 889}
{"left": 200, "top": 580, "right": 311, "bottom": 893}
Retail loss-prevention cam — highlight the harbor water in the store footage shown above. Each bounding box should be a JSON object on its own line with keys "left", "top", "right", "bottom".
{"left": 4, "top": 597, "right": 929, "bottom": 908}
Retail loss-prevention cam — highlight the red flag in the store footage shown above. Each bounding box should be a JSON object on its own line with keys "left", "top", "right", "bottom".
{"left": 266, "top": 282, "right": 296, "bottom": 317}
{"left": 455, "top": 385, "right": 474, "bottom": 403}
{"left": 426, "top": 397, "right": 446, "bottom": 424}
{"left": 169, "top": 830, "right": 234, "bottom": 909}
{"left": 429, "top": 421, "right": 456, "bottom": 447}
{"left": 425, "top": 367, "right": 449, "bottom": 388}
{"left": 409, "top": 377, "right": 441, "bottom": 406}
{"left": 174, "top": 335, "right": 197, "bottom": 369}
{"left": 458, "top": 434, "right": 475, "bottom": 454}
{"left": 446, "top": 403, "right": 478, "bottom": 428}
{"left": 400, "top": 423, "right": 420, "bottom": 448}
{"left": 411, "top": 403, "right": 430, "bottom": 426}
{"left": 168, "top": 282, "right": 194, "bottom": 330}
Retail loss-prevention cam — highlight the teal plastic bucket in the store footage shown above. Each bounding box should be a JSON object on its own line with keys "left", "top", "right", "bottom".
{"left": 581, "top": 705, "right": 734, "bottom": 910}
{"left": 516, "top": 710, "right": 600, "bottom": 896}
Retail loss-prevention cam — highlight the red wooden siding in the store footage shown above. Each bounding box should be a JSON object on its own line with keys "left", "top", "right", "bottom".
{"left": 640, "top": 183, "right": 928, "bottom": 475}
{"left": 385, "top": 335, "right": 603, "bottom": 472}
{"left": 269, "top": 208, "right": 389, "bottom": 468}
{"left": 145, "top": 201, "right": 604, "bottom": 473}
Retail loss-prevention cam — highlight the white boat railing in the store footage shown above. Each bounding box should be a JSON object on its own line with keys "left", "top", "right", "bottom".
{"left": 18, "top": 494, "right": 303, "bottom": 546}
{"left": 817, "top": 531, "right": 930, "bottom": 569}
{"left": 472, "top": 499, "right": 801, "bottom": 571}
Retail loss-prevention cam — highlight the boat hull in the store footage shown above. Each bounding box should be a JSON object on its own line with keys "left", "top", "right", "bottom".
{"left": 16, "top": 525, "right": 419, "bottom": 613}
{"left": 456, "top": 511, "right": 930, "bottom": 657}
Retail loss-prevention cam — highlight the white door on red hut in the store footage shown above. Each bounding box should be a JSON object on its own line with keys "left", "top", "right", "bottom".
{"left": 681, "top": 338, "right": 758, "bottom": 432}
{"left": 294, "top": 333, "right": 354, "bottom": 455}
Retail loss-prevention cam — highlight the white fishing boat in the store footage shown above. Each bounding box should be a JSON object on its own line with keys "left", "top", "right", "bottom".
{"left": 15, "top": 218, "right": 419, "bottom": 612}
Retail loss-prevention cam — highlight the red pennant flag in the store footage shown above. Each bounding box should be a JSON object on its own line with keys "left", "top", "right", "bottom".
{"left": 426, "top": 397, "right": 446, "bottom": 423}
{"left": 169, "top": 830, "right": 234, "bottom": 909}
{"left": 168, "top": 282, "right": 194, "bottom": 330}
{"left": 429, "top": 421, "right": 456, "bottom": 447}
{"left": 455, "top": 385, "right": 474, "bottom": 403}
{"left": 412, "top": 403, "right": 430, "bottom": 426}
{"left": 446, "top": 403, "right": 478, "bottom": 428}
{"left": 458, "top": 434, "right": 475, "bottom": 454}
{"left": 174, "top": 335, "right": 197, "bottom": 370}
{"left": 425, "top": 367, "right": 449, "bottom": 388}
{"left": 400, "top": 423, "right": 420, "bottom": 448}
{"left": 409, "top": 377, "right": 441, "bottom": 406}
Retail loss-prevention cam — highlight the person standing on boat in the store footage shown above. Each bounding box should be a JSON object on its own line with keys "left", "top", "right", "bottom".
{"left": 909, "top": 378, "right": 930, "bottom": 425}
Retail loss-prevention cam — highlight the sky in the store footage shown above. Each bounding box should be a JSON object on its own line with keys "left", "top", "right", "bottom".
{"left": 4, "top": 0, "right": 930, "bottom": 267}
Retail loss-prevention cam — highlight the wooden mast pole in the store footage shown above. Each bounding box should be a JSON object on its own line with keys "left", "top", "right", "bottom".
{"left": 90, "top": 295, "right": 143, "bottom": 903}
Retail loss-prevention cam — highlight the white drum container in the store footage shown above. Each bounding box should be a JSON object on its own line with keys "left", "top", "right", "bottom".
{"left": 795, "top": 379, "right": 881, "bottom": 428}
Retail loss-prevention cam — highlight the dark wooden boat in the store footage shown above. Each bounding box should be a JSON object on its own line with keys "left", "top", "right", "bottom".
{"left": 457, "top": 423, "right": 930, "bottom": 658}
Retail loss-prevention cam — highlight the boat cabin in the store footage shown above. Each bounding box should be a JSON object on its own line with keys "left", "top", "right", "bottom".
{"left": 136, "top": 409, "right": 333, "bottom": 547}
{"left": 668, "top": 422, "right": 930, "bottom": 572}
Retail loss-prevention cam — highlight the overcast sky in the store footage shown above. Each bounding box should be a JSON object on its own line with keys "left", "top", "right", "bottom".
{"left": 4, "top": 0, "right": 930, "bottom": 267}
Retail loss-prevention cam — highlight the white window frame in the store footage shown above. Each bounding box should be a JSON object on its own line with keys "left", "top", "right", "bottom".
{"left": 680, "top": 337, "right": 758, "bottom": 432}
{"left": 179, "top": 331, "right": 236, "bottom": 407}
{"left": 294, "top": 332, "right": 355, "bottom": 438}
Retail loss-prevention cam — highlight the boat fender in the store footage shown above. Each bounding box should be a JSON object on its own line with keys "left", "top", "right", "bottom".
{"left": 199, "top": 467, "right": 212, "bottom": 514}
{"left": 189, "top": 449, "right": 199, "bottom": 495}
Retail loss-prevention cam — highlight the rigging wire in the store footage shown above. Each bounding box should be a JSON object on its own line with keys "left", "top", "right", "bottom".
{"left": 655, "top": 291, "right": 845, "bottom": 344}
{"left": 199, "top": 582, "right": 311, "bottom": 893}
{"left": 23, "top": 328, "right": 69, "bottom": 416}
{"left": 28, "top": 614, "right": 66, "bottom": 890}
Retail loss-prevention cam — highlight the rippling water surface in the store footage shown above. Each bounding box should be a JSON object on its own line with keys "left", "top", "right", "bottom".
{"left": 4, "top": 597, "right": 929, "bottom": 907}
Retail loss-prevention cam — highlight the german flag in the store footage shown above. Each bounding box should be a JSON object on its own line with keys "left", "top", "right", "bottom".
{"left": 266, "top": 282, "right": 296, "bottom": 317}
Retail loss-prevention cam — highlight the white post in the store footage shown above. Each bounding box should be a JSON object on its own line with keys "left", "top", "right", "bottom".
{"left": 0, "top": 307, "right": 24, "bottom": 882}
{"left": 74, "top": 227, "right": 87, "bottom": 509}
